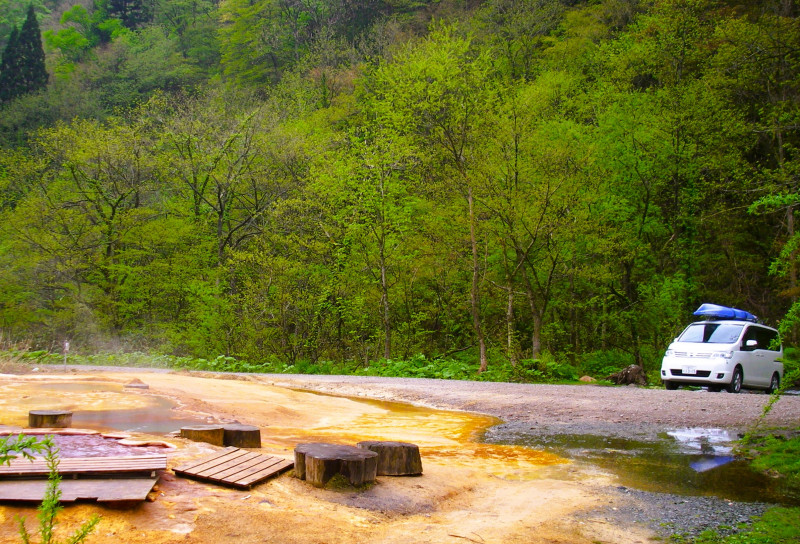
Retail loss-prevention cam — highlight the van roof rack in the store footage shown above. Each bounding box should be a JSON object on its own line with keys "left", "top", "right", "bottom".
{"left": 693, "top": 303, "right": 758, "bottom": 323}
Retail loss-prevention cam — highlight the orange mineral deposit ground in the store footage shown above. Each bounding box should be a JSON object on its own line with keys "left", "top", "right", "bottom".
{"left": 0, "top": 371, "right": 656, "bottom": 544}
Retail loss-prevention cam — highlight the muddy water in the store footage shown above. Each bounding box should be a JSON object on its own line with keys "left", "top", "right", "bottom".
{"left": 2, "top": 381, "right": 210, "bottom": 433}
{"left": 485, "top": 425, "right": 800, "bottom": 505}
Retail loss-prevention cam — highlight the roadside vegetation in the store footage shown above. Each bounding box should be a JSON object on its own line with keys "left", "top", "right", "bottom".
{"left": 1, "top": 0, "right": 800, "bottom": 378}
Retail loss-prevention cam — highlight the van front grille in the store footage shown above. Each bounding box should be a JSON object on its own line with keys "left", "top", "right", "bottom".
{"left": 670, "top": 369, "right": 712, "bottom": 377}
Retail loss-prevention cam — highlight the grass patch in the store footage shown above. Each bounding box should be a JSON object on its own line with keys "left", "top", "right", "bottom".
{"left": 747, "top": 434, "right": 800, "bottom": 482}
{"left": 672, "top": 507, "right": 800, "bottom": 543}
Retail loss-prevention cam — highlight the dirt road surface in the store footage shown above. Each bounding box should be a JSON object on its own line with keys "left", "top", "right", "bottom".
{"left": 0, "top": 368, "right": 798, "bottom": 544}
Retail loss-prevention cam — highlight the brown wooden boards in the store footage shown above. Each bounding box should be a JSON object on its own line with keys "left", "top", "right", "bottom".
{"left": 173, "top": 447, "right": 293, "bottom": 489}
{"left": 0, "top": 478, "right": 158, "bottom": 504}
{"left": 0, "top": 455, "right": 167, "bottom": 479}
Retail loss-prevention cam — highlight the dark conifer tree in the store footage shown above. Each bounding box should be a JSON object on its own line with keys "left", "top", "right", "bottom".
{"left": 107, "top": 0, "right": 152, "bottom": 29}
{"left": 16, "top": 5, "right": 48, "bottom": 94}
{"left": 0, "top": 26, "right": 21, "bottom": 102}
{"left": 0, "top": 6, "right": 47, "bottom": 103}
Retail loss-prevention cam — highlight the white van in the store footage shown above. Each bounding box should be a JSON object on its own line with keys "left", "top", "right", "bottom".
{"left": 660, "top": 304, "right": 783, "bottom": 393}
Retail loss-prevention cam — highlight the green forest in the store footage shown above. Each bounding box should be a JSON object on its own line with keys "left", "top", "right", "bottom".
{"left": 0, "top": 0, "right": 799, "bottom": 381}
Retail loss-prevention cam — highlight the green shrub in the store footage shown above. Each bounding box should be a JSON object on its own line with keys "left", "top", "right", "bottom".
{"left": 579, "top": 349, "right": 635, "bottom": 378}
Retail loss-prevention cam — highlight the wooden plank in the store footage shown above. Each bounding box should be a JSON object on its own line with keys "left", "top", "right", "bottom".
{"left": 195, "top": 452, "right": 264, "bottom": 480}
{"left": 192, "top": 451, "right": 259, "bottom": 476}
{"left": 235, "top": 458, "right": 293, "bottom": 487}
{"left": 228, "top": 456, "right": 290, "bottom": 484}
{"left": 173, "top": 447, "right": 247, "bottom": 474}
{"left": 173, "top": 448, "right": 293, "bottom": 489}
{"left": 0, "top": 455, "right": 166, "bottom": 479}
{"left": 173, "top": 446, "right": 240, "bottom": 473}
{"left": 0, "top": 477, "right": 158, "bottom": 505}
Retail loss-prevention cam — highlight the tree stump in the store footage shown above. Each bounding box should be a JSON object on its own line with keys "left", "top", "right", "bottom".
{"left": 28, "top": 410, "right": 72, "bottom": 428}
{"left": 356, "top": 441, "right": 423, "bottom": 476}
{"left": 222, "top": 424, "right": 261, "bottom": 448}
{"left": 180, "top": 425, "right": 225, "bottom": 446}
{"left": 294, "top": 443, "right": 378, "bottom": 487}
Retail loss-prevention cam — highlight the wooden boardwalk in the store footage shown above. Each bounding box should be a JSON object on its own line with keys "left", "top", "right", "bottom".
{"left": 173, "top": 447, "right": 293, "bottom": 489}
{"left": 0, "top": 455, "right": 167, "bottom": 479}
{"left": 0, "top": 454, "right": 166, "bottom": 505}
{"left": 0, "top": 478, "right": 158, "bottom": 504}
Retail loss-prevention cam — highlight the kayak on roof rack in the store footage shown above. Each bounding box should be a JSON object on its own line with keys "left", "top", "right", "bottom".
{"left": 692, "top": 303, "right": 758, "bottom": 323}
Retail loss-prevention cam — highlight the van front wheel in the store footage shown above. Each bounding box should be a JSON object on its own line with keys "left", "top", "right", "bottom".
{"left": 726, "top": 368, "right": 743, "bottom": 394}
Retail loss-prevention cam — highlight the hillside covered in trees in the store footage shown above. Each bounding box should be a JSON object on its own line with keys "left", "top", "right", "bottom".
{"left": 0, "top": 0, "right": 798, "bottom": 379}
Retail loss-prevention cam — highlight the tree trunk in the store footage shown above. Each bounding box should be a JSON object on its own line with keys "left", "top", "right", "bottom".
{"left": 379, "top": 235, "right": 392, "bottom": 360}
{"left": 468, "top": 186, "right": 488, "bottom": 372}
{"left": 506, "top": 286, "right": 518, "bottom": 367}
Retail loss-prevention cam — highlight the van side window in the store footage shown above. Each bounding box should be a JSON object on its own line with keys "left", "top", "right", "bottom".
{"left": 741, "top": 326, "right": 759, "bottom": 351}
{"left": 757, "top": 327, "right": 780, "bottom": 352}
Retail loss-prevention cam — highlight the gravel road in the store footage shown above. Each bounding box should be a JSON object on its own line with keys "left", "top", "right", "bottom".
{"left": 259, "top": 374, "right": 800, "bottom": 431}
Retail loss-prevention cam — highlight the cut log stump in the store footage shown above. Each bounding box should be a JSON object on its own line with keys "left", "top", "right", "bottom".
{"left": 294, "top": 443, "right": 378, "bottom": 487}
{"left": 28, "top": 410, "right": 72, "bottom": 428}
{"left": 223, "top": 424, "right": 261, "bottom": 448}
{"left": 180, "top": 425, "right": 225, "bottom": 446}
{"left": 357, "top": 441, "right": 422, "bottom": 476}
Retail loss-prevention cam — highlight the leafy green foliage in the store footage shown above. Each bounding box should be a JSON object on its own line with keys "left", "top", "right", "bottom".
{"left": 0, "top": 0, "right": 799, "bottom": 379}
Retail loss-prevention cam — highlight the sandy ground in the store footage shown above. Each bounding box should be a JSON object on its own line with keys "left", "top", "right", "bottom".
{"left": 1, "top": 368, "right": 799, "bottom": 544}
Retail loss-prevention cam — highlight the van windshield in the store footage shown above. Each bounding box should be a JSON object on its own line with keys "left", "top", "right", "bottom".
{"left": 678, "top": 323, "right": 744, "bottom": 344}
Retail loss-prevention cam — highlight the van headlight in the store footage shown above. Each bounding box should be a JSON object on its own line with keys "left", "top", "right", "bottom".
{"left": 711, "top": 351, "right": 733, "bottom": 359}
{"left": 664, "top": 349, "right": 674, "bottom": 357}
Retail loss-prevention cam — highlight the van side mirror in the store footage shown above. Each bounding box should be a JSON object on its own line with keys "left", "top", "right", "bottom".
{"left": 746, "top": 339, "right": 758, "bottom": 348}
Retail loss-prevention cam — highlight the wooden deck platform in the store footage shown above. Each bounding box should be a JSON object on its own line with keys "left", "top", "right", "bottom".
{"left": 0, "top": 477, "right": 158, "bottom": 505}
{"left": 173, "top": 447, "right": 293, "bottom": 489}
{"left": 0, "top": 455, "right": 167, "bottom": 479}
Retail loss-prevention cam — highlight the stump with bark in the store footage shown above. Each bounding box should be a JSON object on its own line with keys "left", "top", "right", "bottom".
{"left": 222, "top": 424, "right": 261, "bottom": 448}
{"left": 357, "top": 441, "right": 422, "bottom": 476}
{"left": 606, "top": 364, "right": 648, "bottom": 385}
{"left": 294, "top": 443, "right": 378, "bottom": 487}
{"left": 28, "top": 410, "right": 72, "bottom": 428}
{"left": 180, "top": 425, "right": 225, "bottom": 446}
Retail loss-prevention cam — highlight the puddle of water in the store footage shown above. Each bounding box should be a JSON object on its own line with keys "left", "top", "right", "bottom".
{"left": 72, "top": 405, "right": 212, "bottom": 434}
{"left": 485, "top": 427, "right": 800, "bottom": 505}
{"left": 3, "top": 381, "right": 211, "bottom": 434}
